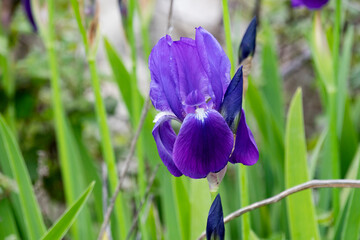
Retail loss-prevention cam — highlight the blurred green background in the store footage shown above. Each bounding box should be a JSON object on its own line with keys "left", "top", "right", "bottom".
{"left": 0, "top": 0, "right": 360, "bottom": 239}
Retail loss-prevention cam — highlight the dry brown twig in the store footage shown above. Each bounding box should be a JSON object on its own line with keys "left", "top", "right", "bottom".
{"left": 98, "top": 97, "right": 151, "bottom": 240}
{"left": 197, "top": 179, "right": 360, "bottom": 240}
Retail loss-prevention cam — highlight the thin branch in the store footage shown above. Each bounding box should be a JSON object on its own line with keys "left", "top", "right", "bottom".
{"left": 198, "top": 179, "right": 360, "bottom": 239}
{"left": 126, "top": 164, "right": 160, "bottom": 240}
{"left": 98, "top": 97, "right": 151, "bottom": 240}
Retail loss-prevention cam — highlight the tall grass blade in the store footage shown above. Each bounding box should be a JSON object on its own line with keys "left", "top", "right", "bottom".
{"left": 0, "top": 199, "right": 20, "bottom": 239}
{"left": 172, "top": 177, "right": 190, "bottom": 240}
{"left": 260, "top": 24, "right": 285, "bottom": 128}
{"left": 189, "top": 179, "right": 211, "bottom": 239}
{"left": 41, "top": 182, "right": 95, "bottom": 240}
{"left": 341, "top": 146, "right": 360, "bottom": 240}
{"left": 0, "top": 116, "right": 46, "bottom": 239}
{"left": 336, "top": 27, "right": 354, "bottom": 135}
{"left": 285, "top": 89, "right": 319, "bottom": 240}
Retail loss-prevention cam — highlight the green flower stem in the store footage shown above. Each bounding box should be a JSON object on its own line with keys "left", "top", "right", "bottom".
{"left": 210, "top": 189, "right": 219, "bottom": 202}
{"left": 239, "top": 165, "right": 251, "bottom": 240}
{"left": 222, "top": 0, "right": 235, "bottom": 76}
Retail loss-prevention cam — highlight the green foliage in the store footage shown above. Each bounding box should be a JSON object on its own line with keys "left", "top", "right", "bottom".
{"left": 285, "top": 89, "right": 320, "bottom": 240}
{"left": 41, "top": 182, "right": 95, "bottom": 240}
{"left": 0, "top": 1, "right": 359, "bottom": 240}
{"left": 0, "top": 116, "right": 46, "bottom": 239}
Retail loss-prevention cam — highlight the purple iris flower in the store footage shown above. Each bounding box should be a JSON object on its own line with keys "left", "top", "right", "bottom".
{"left": 149, "top": 27, "right": 259, "bottom": 179}
{"left": 292, "top": 0, "right": 329, "bottom": 10}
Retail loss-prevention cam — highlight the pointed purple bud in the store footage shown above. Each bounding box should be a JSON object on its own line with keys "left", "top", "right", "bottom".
{"left": 238, "top": 17, "right": 257, "bottom": 64}
{"left": 206, "top": 194, "right": 225, "bottom": 240}
{"left": 220, "top": 66, "right": 243, "bottom": 134}
{"left": 21, "top": 0, "right": 37, "bottom": 32}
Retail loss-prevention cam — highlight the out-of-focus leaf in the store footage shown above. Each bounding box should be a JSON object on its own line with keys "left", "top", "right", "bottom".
{"left": 41, "top": 182, "right": 95, "bottom": 240}
{"left": 172, "top": 176, "right": 190, "bottom": 240}
{"left": 336, "top": 26, "right": 354, "bottom": 134}
{"left": 189, "top": 178, "right": 211, "bottom": 239}
{"left": 103, "top": 38, "right": 134, "bottom": 118}
{"left": 311, "top": 12, "right": 335, "bottom": 91}
{"left": 309, "top": 127, "right": 327, "bottom": 179}
{"left": 285, "top": 89, "right": 319, "bottom": 240}
{"left": 0, "top": 199, "right": 19, "bottom": 239}
{"left": 334, "top": 145, "right": 360, "bottom": 239}
{"left": 339, "top": 99, "right": 358, "bottom": 177}
{"left": 0, "top": 116, "right": 46, "bottom": 239}
{"left": 260, "top": 23, "right": 285, "bottom": 128}
{"left": 160, "top": 169, "right": 181, "bottom": 239}
{"left": 341, "top": 146, "right": 360, "bottom": 240}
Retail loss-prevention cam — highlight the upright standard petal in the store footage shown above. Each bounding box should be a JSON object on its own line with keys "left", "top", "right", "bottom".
{"left": 238, "top": 17, "right": 257, "bottom": 64}
{"left": 229, "top": 110, "right": 259, "bottom": 165}
{"left": 171, "top": 37, "right": 211, "bottom": 107}
{"left": 195, "top": 27, "right": 231, "bottom": 110}
{"left": 149, "top": 36, "right": 185, "bottom": 120}
{"left": 173, "top": 109, "right": 234, "bottom": 178}
{"left": 152, "top": 114, "right": 182, "bottom": 177}
{"left": 220, "top": 66, "right": 243, "bottom": 134}
{"left": 206, "top": 194, "right": 225, "bottom": 240}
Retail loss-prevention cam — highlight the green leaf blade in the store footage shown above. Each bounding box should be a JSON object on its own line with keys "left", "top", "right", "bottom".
{"left": 41, "top": 182, "right": 95, "bottom": 240}
{"left": 0, "top": 116, "right": 46, "bottom": 239}
{"left": 285, "top": 89, "right": 320, "bottom": 240}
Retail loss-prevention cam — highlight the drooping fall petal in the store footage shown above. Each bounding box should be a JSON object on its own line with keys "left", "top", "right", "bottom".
{"left": 152, "top": 114, "right": 183, "bottom": 177}
{"left": 173, "top": 109, "right": 234, "bottom": 178}
{"left": 229, "top": 109, "right": 259, "bottom": 165}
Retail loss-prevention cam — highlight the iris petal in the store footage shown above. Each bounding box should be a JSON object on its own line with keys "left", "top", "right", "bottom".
{"left": 220, "top": 66, "right": 243, "bottom": 134}
{"left": 171, "top": 38, "right": 210, "bottom": 106}
{"left": 229, "top": 109, "right": 259, "bottom": 165}
{"left": 149, "top": 36, "right": 185, "bottom": 120}
{"left": 22, "top": 0, "right": 37, "bottom": 32}
{"left": 206, "top": 194, "right": 225, "bottom": 240}
{"left": 173, "top": 109, "right": 234, "bottom": 179}
{"left": 292, "top": 0, "right": 329, "bottom": 9}
{"left": 302, "top": 0, "right": 328, "bottom": 9}
{"left": 238, "top": 17, "right": 257, "bottom": 64}
{"left": 195, "top": 27, "right": 231, "bottom": 110}
{"left": 152, "top": 114, "right": 183, "bottom": 177}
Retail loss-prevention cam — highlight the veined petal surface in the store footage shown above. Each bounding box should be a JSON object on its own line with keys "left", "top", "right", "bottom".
{"left": 149, "top": 36, "right": 185, "bottom": 120}
{"left": 195, "top": 27, "right": 231, "bottom": 110}
{"left": 173, "top": 109, "right": 234, "bottom": 178}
